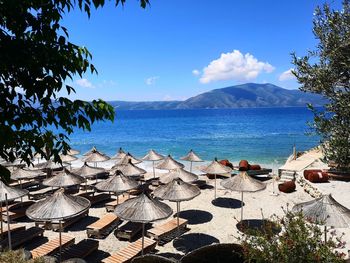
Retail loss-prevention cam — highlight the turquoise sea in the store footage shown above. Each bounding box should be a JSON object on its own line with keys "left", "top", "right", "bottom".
{"left": 69, "top": 107, "right": 319, "bottom": 166}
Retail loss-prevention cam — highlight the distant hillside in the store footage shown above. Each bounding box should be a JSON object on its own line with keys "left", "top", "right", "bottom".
{"left": 109, "top": 83, "right": 326, "bottom": 110}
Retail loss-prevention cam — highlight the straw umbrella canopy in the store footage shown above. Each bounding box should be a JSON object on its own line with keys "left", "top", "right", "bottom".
{"left": 66, "top": 149, "right": 80, "bottom": 155}
{"left": 142, "top": 149, "right": 164, "bottom": 178}
{"left": 82, "top": 149, "right": 110, "bottom": 167}
{"left": 59, "top": 154, "right": 78, "bottom": 163}
{"left": 181, "top": 149, "right": 203, "bottom": 172}
{"left": 111, "top": 161, "right": 146, "bottom": 179}
{"left": 95, "top": 171, "right": 139, "bottom": 203}
{"left": 160, "top": 168, "right": 198, "bottom": 184}
{"left": 221, "top": 171, "right": 266, "bottom": 222}
{"left": 72, "top": 162, "right": 106, "bottom": 180}
{"left": 11, "top": 168, "right": 44, "bottom": 181}
{"left": 33, "top": 160, "right": 69, "bottom": 178}
{"left": 156, "top": 155, "right": 184, "bottom": 170}
{"left": 83, "top": 146, "right": 99, "bottom": 156}
{"left": 201, "top": 159, "right": 232, "bottom": 199}
{"left": 26, "top": 189, "right": 90, "bottom": 262}
{"left": 114, "top": 193, "right": 172, "bottom": 255}
{"left": 42, "top": 169, "right": 85, "bottom": 188}
{"left": 293, "top": 194, "right": 350, "bottom": 241}
{"left": 0, "top": 180, "right": 29, "bottom": 248}
{"left": 114, "top": 152, "right": 142, "bottom": 166}
{"left": 111, "top": 147, "right": 127, "bottom": 160}
{"left": 154, "top": 178, "right": 200, "bottom": 235}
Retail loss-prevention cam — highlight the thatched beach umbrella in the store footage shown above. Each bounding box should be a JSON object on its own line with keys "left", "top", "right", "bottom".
{"left": 59, "top": 154, "right": 78, "bottom": 163}
{"left": 221, "top": 171, "right": 266, "bottom": 221}
{"left": 83, "top": 149, "right": 110, "bottom": 167}
{"left": 142, "top": 149, "right": 164, "bottom": 178}
{"left": 159, "top": 168, "right": 198, "bottom": 184}
{"left": 115, "top": 152, "right": 142, "bottom": 166}
{"left": 26, "top": 189, "right": 90, "bottom": 262}
{"left": 95, "top": 171, "right": 139, "bottom": 203}
{"left": 33, "top": 160, "right": 69, "bottom": 178}
{"left": 66, "top": 149, "right": 80, "bottom": 156}
{"left": 181, "top": 149, "right": 203, "bottom": 173}
{"left": 83, "top": 146, "right": 99, "bottom": 156}
{"left": 293, "top": 194, "right": 350, "bottom": 241}
{"left": 154, "top": 178, "right": 200, "bottom": 235}
{"left": 0, "top": 180, "right": 29, "bottom": 249}
{"left": 11, "top": 168, "right": 44, "bottom": 181}
{"left": 72, "top": 162, "right": 106, "bottom": 184}
{"left": 43, "top": 169, "right": 85, "bottom": 188}
{"left": 111, "top": 147, "right": 127, "bottom": 160}
{"left": 201, "top": 159, "right": 232, "bottom": 199}
{"left": 111, "top": 160, "right": 147, "bottom": 179}
{"left": 156, "top": 155, "right": 184, "bottom": 170}
{"left": 114, "top": 193, "right": 172, "bottom": 255}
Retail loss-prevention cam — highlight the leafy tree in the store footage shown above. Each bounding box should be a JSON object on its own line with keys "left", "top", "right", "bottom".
{"left": 239, "top": 209, "right": 346, "bottom": 263}
{"left": 292, "top": 0, "right": 350, "bottom": 170}
{"left": 0, "top": 0, "right": 149, "bottom": 170}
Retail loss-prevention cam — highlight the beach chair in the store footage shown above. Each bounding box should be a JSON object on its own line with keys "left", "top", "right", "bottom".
{"left": 1, "top": 201, "right": 34, "bottom": 222}
{"left": 28, "top": 186, "right": 58, "bottom": 200}
{"left": 147, "top": 218, "right": 188, "bottom": 244}
{"left": 0, "top": 224, "right": 25, "bottom": 238}
{"left": 114, "top": 221, "right": 143, "bottom": 241}
{"left": 31, "top": 235, "right": 75, "bottom": 258}
{"left": 60, "top": 239, "right": 99, "bottom": 261}
{"left": 76, "top": 191, "right": 111, "bottom": 205}
{"left": 105, "top": 195, "right": 130, "bottom": 212}
{"left": 51, "top": 211, "right": 89, "bottom": 231}
{"left": 102, "top": 237, "right": 157, "bottom": 263}
{"left": 1, "top": 226, "right": 44, "bottom": 249}
{"left": 86, "top": 213, "right": 120, "bottom": 238}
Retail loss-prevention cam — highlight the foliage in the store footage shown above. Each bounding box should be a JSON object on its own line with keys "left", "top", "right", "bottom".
{"left": 0, "top": 0, "right": 149, "bottom": 170}
{"left": 0, "top": 249, "right": 45, "bottom": 263}
{"left": 292, "top": 0, "right": 350, "bottom": 170}
{"left": 239, "top": 208, "right": 346, "bottom": 263}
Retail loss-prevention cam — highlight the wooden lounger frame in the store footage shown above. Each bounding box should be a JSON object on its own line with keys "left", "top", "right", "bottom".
{"left": 147, "top": 218, "right": 188, "bottom": 244}
{"left": 1, "top": 227, "right": 44, "bottom": 249}
{"left": 50, "top": 211, "right": 89, "bottom": 231}
{"left": 31, "top": 235, "right": 75, "bottom": 258}
{"left": 105, "top": 195, "right": 130, "bottom": 212}
{"left": 86, "top": 213, "right": 119, "bottom": 238}
{"left": 60, "top": 239, "right": 99, "bottom": 261}
{"left": 76, "top": 192, "right": 111, "bottom": 205}
{"left": 102, "top": 237, "right": 156, "bottom": 263}
{"left": 114, "top": 221, "right": 143, "bottom": 241}
{"left": 1, "top": 201, "right": 35, "bottom": 223}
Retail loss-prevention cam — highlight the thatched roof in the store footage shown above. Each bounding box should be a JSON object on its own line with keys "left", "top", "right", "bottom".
{"left": 201, "top": 160, "right": 232, "bottom": 175}
{"left": 111, "top": 161, "right": 146, "bottom": 177}
{"left": 114, "top": 193, "right": 172, "bottom": 223}
{"left": 83, "top": 146, "right": 98, "bottom": 156}
{"left": 159, "top": 168, "right": 198, "bottom": 184}
{"left": 83, "top": 149, "right": 110, "bottom": 163}
{"left": 71, "top": 162, "right": 106, "bottom": 179}
{"left": 293, "top": 194, "right": 350, "bottom": 228}
{"left": 156, "top": 155, "right": 184, "bottom": 170}
{"left": 220, "top": 171, "right": 266, "bottom": 193}
{"left": 11, "top": 168, "right": 44, "bottom": 180}
{"left": 95, "top": 172, "right": 139, "bottom": 193}
{"left": 34, "top": 160, "right": 69, "bottom": 170}
{"left": 66, "top": 149, "right": 80, "bottom": 155}
{"left": 111, "top": 147, "right": 126, "bottom": 160}
{"left": 43, "top": 169, "right": 85, "bottom": 187}
{"left": 142, "top": 149, "right": 164, "bottom": 162}
{"left": 181, "top": 150, "right": 203, "bottom": 162}
{"left": 26, "top": 188, "right": 90, "bottom": 221}
{"left": 59, "top": 154, "right": 78, "bottom": 163}
{"left": 114, "top": 153, "right": 142, "bottom": 166}
{"left": 0, "top": 180, "right": 28, "bottom": 202}
{"left": 153, "top": 178, "right": 200, "bottom": 202}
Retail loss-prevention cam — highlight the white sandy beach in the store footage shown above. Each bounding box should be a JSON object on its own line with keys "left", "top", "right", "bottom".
{"left": 9, "top": 158, "right": 350, "bottom": 262}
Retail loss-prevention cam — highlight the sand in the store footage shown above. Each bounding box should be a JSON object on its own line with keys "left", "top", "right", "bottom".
{"left": 8, "top": 159, "right": 350, "bottom": 262}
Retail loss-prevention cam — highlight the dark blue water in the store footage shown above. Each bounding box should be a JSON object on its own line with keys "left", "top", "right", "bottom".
{"left": 69, "top": 107, "right": 319, "bottom": 165}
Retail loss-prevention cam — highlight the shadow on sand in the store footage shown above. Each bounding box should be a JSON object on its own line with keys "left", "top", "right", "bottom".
{"left": 174, "top": 209, "right": 213, "bottom": 225}
{"left": 173, "top": 233, "right": 219, "bottom": 254}
{"left": 211, "top": 197, "right": 243, "bottom": 209}
{"left": 236, "top": 219, "right": 281, "bottom": 236}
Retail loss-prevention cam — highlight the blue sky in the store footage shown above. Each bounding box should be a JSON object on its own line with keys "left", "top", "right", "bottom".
{"left": 61, "top": 0, "right": 340, "bottom": 101}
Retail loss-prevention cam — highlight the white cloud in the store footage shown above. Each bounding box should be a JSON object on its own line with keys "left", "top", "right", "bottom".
{"left": 279, "top": 68, "right": 296, "bottom": 81}
{"left": 145, "top": 76, "right": 159, "bottom": 85}
{"left": 199, "top": 50, "right": 275, "bottom": 84}
{"left": 192, "top": 69, "right": 200, "bottom": 76}
{"left": 75, "top": 78, "right": 95, "bottom": 89}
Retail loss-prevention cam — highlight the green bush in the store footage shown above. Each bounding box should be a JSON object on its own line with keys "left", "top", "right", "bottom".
{"left": 0, "top": 250, "right": 45, "bottom": 263}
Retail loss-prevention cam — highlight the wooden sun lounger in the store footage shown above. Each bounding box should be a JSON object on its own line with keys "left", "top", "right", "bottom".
{"left": 29, "top": 187, "right": 58, "bottom": 200}
{"left": 1, "top": 201, "right": 35, "bottom": 223}
{"left": 102, "top": 237, "right": 157, "bottom": 263}
{"left": 105, "top": 195, "right": 130, "bottom": 212}
{"left": 77, "top": 192, "right": 111, "bottom": 205}
{"left": 114, "top": 221, "right": 143, "bottom": 241}
{"left": 9, "top": 179, "right": 39, "bottom": 189}
{"left": 1, "top": 227, "right": 44, "bottom": 249}
{"left": 0, "top": 224, "right": 26, "bottom": 238}
{"left": 51, "top": 211, "right": 89, "bottom": 231}
{"left": 60, "top": 239, "right": 99, "bottom": 261}
{"left": 87, "top": 213, "right": 120, "bottom": 238}
{"left": 147, "top": 218, "right": 188, "bottom": 244}
{"left": 31, "top": 235, "right": 75, "bottom": 258}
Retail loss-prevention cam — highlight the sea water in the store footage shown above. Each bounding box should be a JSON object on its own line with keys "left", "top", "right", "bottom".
{"left": 69, "top": 107, "right": 319, "bottom": 166}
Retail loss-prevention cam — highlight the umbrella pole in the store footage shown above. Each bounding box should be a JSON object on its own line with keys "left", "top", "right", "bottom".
{"left": 190, "top": 162, "right": 193, "bottom": 173}
{"left": 5, "top": 194, "right": 11, "bottom": 250}
{"left": 241, "top": 192, "right": 244, "bottom": 222}
{"left": 214, "top": 174, "right": 217, "bottom": 199}
{"left": 0, "top": 199, "right": 3, "bottom": 235}
{"left": 141, "top": 222, "right": 145, "bottom": 256}
{"left": 152, "top": 161, "right": 156, "bottom": 179}
{"left": 177, "top": 201, "right": 180, "bottom": 237}
{"left": 117, "top": 194, "right": 119, "bottom": 205}
{"left": 59, "top": 220, "right": 62, "bottom": 263}
{"left": 324, "top": 225, "right": 327, "bottom": 243}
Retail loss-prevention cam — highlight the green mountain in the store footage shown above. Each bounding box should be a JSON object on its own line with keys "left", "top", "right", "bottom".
{"left": 109, "top": 83, "right": 325, "bottom": 110}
